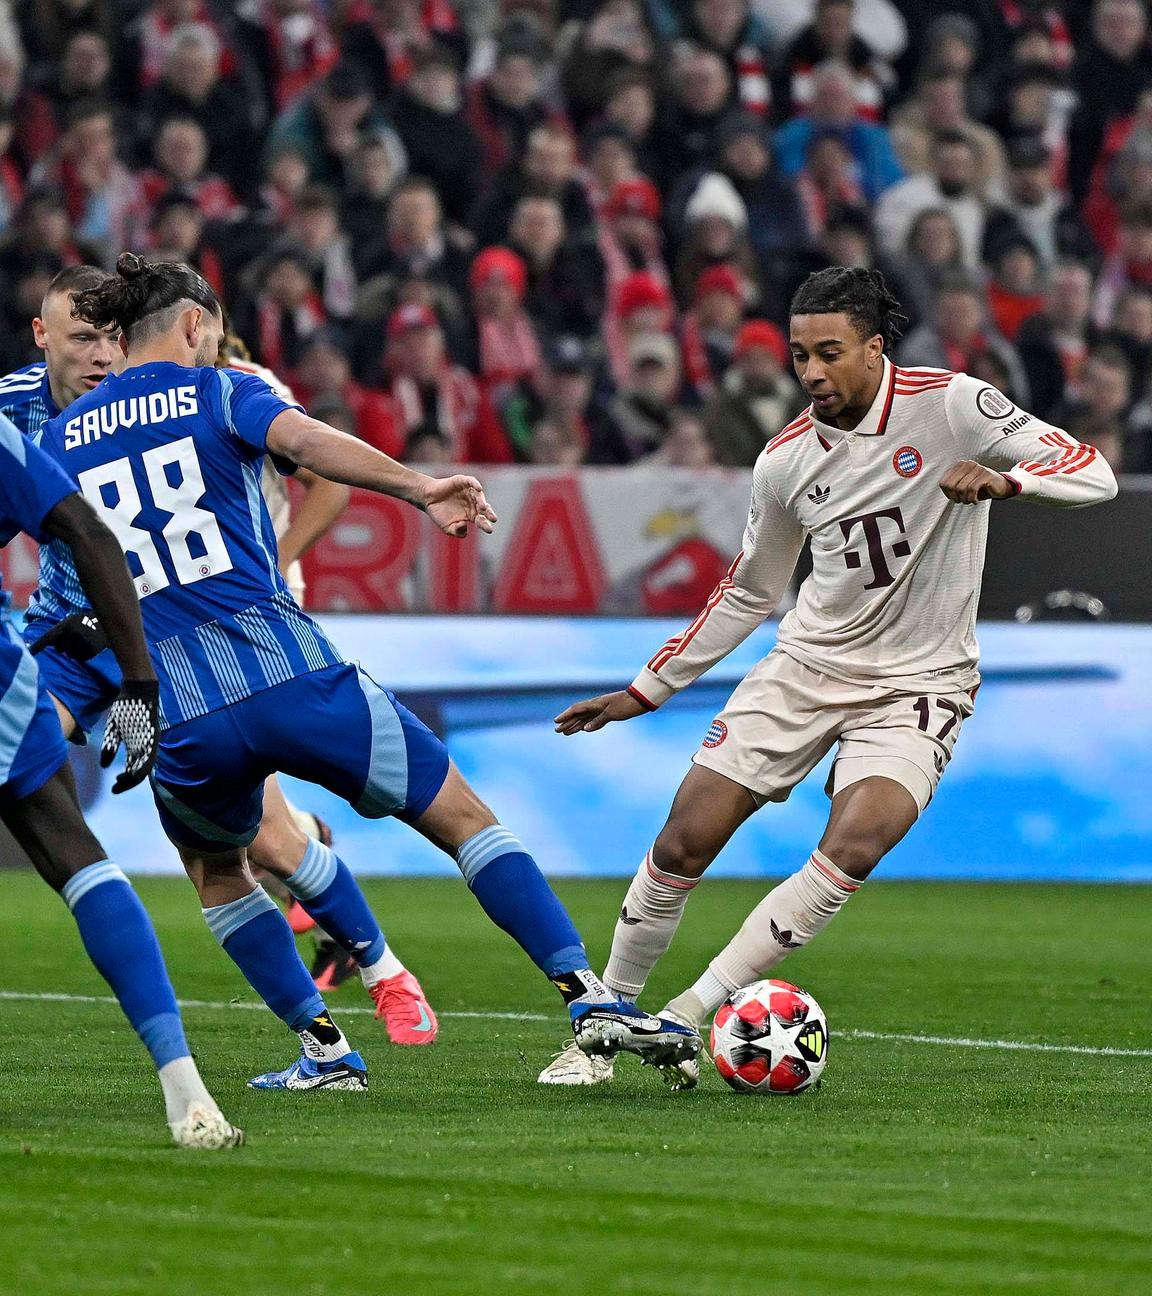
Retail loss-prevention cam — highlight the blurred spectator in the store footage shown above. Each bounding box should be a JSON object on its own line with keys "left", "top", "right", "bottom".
{"left": 0, "top": 188, "right": 97, "bottom": 282}
{"left": 875, "top": 129, "right": 988, "bottom": 271}
{"left": 651, "top": 45, "right": 733, "bottom": 190}
{"left": 384, "top": 302, "right": 485, "bottom": 460}
{"left": 508, "top": 193, "right": 605, "bottom": 339}
{"left": 528, "top": 335, "right": 607, "bottom": 464}
{"left": 37, "top": 31, "right": 114, "bottom": 134}
{"left": 278, "top": 185, "right": 357, "bottom": 320}
{"left": 240, "top": 247, "right": 328, "bottom": 375}
{"left": 597, "top": 331, "right": 681, "bottom": 462}
{"left": 466, "top": 30, "right": 561, "bottom": 182}
{"left": 561, "top": 1, "right": 657, "bottom": 135}
{"left": 793, "top": 131, "right": 866, "bottom": 237}
{"left": 597, "top": 68, "right": 659, "bottom": 177}
{"left": 680, "top": 0, "right": 774, "bottom": 118}
{"left": 137, "top": 22, "right": 259, "bottom": 198}
{"left": 773, "top": 60, "right": 903, "bottom": 202}
{"left": 983, "top": 135, "right": 1092, "bottom": 267}
{"left": 467, "top": 244, "right": 542, "bottom": 389}
{"left": 984, "top": 236, "right": 1045, "bottom": 343}
{"left": 18, "top": 0, "right": 119, "bottom": 70}
{"left": 1093, "top": 199, "right": 1152, "bottom": 327}
{"left": 340, "top": 0, "right": 467, "bottom": 102}
{"left": 359, "top": 176, "right": 469, "bottom": 301}
{"left": 136, "top": 116, "right": 240, "bottom": 230}
{"left": 598, "top": 175, "right": 668, "bottom": 294}
{"left": 293, "top": 329, "right": 400, "bottom": 455}
{"left": 0, "top": 255, "right": 58, "bottom": 370}
{"left": 674, "top": 170, "right": 759, "bottom": 306}
{"left": 390, "top": 44, "right": 480, "bottom": 228}
{"left": 680, "top": 262, "right": 747, "bottom": 400}
{"left": 145, "top": 191, "right": 225, "bottom": 292}
{"left": 702, "top": 318, "right": 806, "bottom": 465}
{"left": 1050, "top": 343, "right": 1145, "bottom": 471}
{"left": 125, "top": 1, "right": 237, "bottom": 94}
{"left": 267, "top": 59, "right": 398, "bottom": 190}
{"left": 581, "top": 124, "right": 641, "bottom": 213}
{"left": 339, "top": 134, "right": 408, "bottom": 251}
{"left": 1016, "top": 259, "right": 1098, "bottom": 419}
{"left": 1069, "top": 0, "right": 1152, "bottom": 202}
{"left": 776, "top": 0, "right": 894, "bottom": 122}
{"left": 235, "top": 0, "right": 339, "bottom": 119}
{"left": 476, "top": 123, "right": 596, "bottom": 246}
{"left": 1104, "top": 286, "right": 1152, "bottom": 399}
{"left": 29, "top": 100, "right": 139, "bottom": 261}
{"left": 988, "top": 62, "right": 1071, "bottom": 182}
{"left": 755, "top": 0, "right": 908, "bottom": 64}
{"left": 652, "top": 407, "right": 716, "bottom": 466}
{"left": 1082, "top": 91, "right": 1152, "bottom": 256}
{"left": 899, "top": 272, "right": 1027, "bottom": 398}
{"left": 889, "top": 70, "right": 1006, "bottom": 196}
{"left": 888, "top": 206, "right": 965, "bottom": 328}
{"left": 605, "top": 267, "right": 674, "bottom": 387}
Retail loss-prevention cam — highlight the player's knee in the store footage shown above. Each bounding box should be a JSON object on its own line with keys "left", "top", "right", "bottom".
{"left": 816, "top": 832, "right": 886, "bottom": 881}
{"left": 247, "top": 816, "right": 309, "bottom": 878}
{"left": 651, "top": 822, "right": 715, "bottom": 879}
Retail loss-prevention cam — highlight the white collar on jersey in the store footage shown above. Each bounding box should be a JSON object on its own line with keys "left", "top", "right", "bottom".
{"left": 809, "top": 355, "right": 896, "bottom": 444}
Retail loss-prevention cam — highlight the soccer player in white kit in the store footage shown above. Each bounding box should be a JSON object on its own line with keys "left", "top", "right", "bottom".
{"left": 540, "top": 266, "right": 1118, "bottom": 1086}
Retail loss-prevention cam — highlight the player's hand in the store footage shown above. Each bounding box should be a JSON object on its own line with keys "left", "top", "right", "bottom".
{"left": 420, "top": 474, "right": 498, "bottom": 538}
{"left": 554, "top": 690, "right": 649, "bottom": 735}
{"left": 939, "top": 460, "right": 1015, "bottom": 503}
{"left": 101, "top": 679, "right": 160, "bottom": 794}
{"left": 28, "top": 612, "right": 108, "bottom": 662}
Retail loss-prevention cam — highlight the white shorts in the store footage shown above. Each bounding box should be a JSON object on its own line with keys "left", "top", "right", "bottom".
{"left": 692, "top": 649, "right": 975, "bottom": 815}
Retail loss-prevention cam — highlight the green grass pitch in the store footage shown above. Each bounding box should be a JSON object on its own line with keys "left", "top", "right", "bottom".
{"left": 1, "top": 873, "right": 1149, "bottom": 1296}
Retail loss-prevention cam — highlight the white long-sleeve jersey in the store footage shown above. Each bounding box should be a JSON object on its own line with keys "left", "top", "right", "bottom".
{"left": 630, "top": 360, "right": 1118, "bottom": 705}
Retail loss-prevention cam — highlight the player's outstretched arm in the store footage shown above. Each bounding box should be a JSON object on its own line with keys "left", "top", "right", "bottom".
{"left": 265, "top": 409, "right": 497, "bottom": 538}
{"left": 554, "top": 690, "right": 649, "bottom": 735}
{"left": 41, "top": 494, "right": 159, "bottom": 793}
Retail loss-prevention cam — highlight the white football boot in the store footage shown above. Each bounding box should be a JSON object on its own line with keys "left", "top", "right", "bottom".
{"left": 537, "top": 1038, "right": 614, "bottom": 1086}
{"left": 169, "top": 1103, "right": 245, "bottom": 1149}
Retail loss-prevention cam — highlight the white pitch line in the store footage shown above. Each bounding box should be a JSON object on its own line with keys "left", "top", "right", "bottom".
{"left": 3, "top": 989, "right": 1152, "bottom": 1057}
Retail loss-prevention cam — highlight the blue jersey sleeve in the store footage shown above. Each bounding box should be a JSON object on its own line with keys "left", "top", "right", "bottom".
{"left": 210, "top": 367, "right": 302, "bottom": 455}
{"left": 0, "top": 412, "right": 77, "bottom": 546}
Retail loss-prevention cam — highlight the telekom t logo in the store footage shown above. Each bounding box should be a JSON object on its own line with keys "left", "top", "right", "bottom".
{"left": 839, "top": 508, "right": 911, "bottom": 589}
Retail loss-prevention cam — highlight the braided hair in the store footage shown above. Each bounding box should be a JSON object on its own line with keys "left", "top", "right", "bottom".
{"left": 789, "top": 266, "right": 908, "bottom": 351}
{"left": 71, "top": 252, "right": 221, "bottom": 344}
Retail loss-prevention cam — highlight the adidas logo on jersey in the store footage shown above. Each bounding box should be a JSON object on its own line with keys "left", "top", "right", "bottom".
{"left": 807, "top": 484, "right": 831, "bottom": 504}
{"left": 63, "top": 386, "right": 199, "bottom": 449}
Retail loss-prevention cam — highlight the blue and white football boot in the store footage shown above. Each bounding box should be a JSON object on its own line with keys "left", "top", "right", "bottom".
{"left": 248, "top": 1049, "right": 368, "bottom": 1091}
{"left": 570, "top": 1000, "right": 702, "bottom": 1068}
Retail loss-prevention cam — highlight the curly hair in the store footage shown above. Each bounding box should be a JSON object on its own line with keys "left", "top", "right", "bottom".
{"left": 71, "top": 252, "right": 220, "bottom": 344}
{"left": 789, "top": 266, "right": 908, "bottom": 350}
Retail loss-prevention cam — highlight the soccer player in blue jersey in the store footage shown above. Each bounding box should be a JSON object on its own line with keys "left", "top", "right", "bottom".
{"left": 9, "top": 266, "right": 440, "bottom": 1045}
{"left": 36, "top": 253, "right": 698, "bottom": 1089}
{"left": 0, "top": 410, "right": 241, "bottom": 1147}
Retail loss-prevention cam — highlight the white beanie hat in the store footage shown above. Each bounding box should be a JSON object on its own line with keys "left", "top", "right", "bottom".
{"left": 684, "top": 172, "right": 748, "bottom": 230}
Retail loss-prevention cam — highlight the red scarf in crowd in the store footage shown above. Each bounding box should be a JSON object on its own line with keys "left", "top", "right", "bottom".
{"left": 390, "top": 366, "right": 479, "bottom": 460}
{"left": 256, "top": 293, "right": 327, "bottom": 377}
{"left": 475, "top": 312, "right": 542, "bottom": 386}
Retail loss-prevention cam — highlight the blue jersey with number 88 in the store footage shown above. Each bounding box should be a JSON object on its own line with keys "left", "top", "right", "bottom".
{"left": 37, "top": 362, "right": 343, "bottom": 730}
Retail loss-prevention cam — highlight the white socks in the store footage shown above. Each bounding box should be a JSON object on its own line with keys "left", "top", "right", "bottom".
{"left": 603, "top": 851, "right": 700, "bottom": 1000}
{"left": 687, "top": 850, "right": 861, "bottom": 1015}
{"left": 359, "top": 945, "right": 406, "bottom": 988}
{"left": 158, "top": 1056, "right": 218, "bottom": 1125}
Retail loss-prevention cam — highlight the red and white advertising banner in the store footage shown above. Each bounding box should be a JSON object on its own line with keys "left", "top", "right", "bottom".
{"left": 297, "top": 466, "right": 754, "bottom": 615}
{"left": 0, "top": 466, "right": 755, "bottom": 616}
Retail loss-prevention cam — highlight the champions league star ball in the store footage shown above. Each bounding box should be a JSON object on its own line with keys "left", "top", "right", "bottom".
{"left": 711, "top": 980, "right": 828, "bottom": 1094}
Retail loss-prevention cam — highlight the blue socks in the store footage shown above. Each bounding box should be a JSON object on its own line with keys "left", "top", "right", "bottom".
{"left": 202, "top": 887, "right": 329, "bottom": 1033}
{"left": 457, "top": 826, "right": 589, "bottom": 977}
{"left": 283, "top": 839, "right": 386, "bottom": 966}
{"left": 61, "top": 861, "right": 190, "bottom": 1070}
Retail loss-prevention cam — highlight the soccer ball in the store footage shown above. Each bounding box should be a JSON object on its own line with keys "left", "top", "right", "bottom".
{"left": 711, "top": 979, "right": 828, "bottom": 1094}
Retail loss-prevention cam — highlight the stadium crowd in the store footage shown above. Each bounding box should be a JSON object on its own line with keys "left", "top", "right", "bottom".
{"left": 1, "top": 0, "right": 1151, "bottom": 471}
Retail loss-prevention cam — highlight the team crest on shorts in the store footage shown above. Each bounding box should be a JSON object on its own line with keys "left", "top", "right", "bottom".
{"left": 893, "top": 445, "right": 923, "bottom": 478}
{"left": 702, "top": 719, "right": 728, "bottom": 748}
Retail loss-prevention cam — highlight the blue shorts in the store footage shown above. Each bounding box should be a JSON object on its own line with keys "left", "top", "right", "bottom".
{"left": 152, "top": 662, "right": 450, "bottom": 853}
{"left": 22, "top": 616, "right": 121, "bottom": 738}
{"left": 0, "top": 643, "right": 69, "bottom": 801}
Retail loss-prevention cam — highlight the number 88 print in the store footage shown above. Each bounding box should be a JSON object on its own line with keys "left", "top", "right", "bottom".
{"left": 76, "top": 437, "right": 233, "bottom": 597}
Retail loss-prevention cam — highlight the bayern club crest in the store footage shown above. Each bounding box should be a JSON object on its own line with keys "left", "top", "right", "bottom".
{"left": 702, "top": 719, "right": 728, "bottom": 748}
{"left": 893, "top": 445, "right": 923, "bottom": 478}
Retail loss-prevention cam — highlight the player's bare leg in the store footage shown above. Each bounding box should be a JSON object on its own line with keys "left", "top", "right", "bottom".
{"left": 247, "top": 776, "right": 438, "bottom": 1042}
{"left": 412, "top": 762, "right": 700, "bottom": 1068}
{"left": 541, "top": 765, "right": 755, "bottom": 1086}
{"left": 665, "top": 775, "right": 917, "bottom": 1030}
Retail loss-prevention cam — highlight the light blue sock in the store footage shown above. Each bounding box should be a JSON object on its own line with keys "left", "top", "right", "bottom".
{"left": 284, "top": 839, "right": 386, "bottom": 966}
{"left": 202, "top": 888, "right": 329, "bottom": 1032}
{"left": 457, "top": 826, "right": 589, "bottom": 978}
{"left": 61, "top": 861, "right": 190, "bottom": 1070}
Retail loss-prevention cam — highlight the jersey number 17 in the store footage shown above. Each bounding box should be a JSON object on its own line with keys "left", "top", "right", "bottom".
{"left": 76, "top": 436, "right": 234, "bottom": 599}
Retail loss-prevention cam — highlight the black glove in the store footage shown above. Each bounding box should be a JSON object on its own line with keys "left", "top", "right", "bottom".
{"left": 28, "top": 612, "right": 109, "bottom": 662}
{"left": 100, "top": 679, "right": 160, "bottom": 794}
